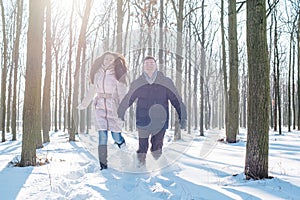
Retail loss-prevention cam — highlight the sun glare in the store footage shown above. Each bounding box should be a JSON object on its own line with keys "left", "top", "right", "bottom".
{"left": 52, "top": 0, "right": 87, "bottom": 14}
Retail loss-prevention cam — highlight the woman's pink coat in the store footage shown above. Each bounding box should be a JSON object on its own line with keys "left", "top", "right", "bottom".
{"left": 81, "top": 66, "right": 127, "bottom": 132}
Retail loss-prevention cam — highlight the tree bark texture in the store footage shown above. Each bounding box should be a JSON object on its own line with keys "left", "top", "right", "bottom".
{"left": 227, "top": 0, "right": 239, "bottom": 142}
{"left": 245, "top": 0, "right": 270, "bottom": 179}
{"left": 42, "top": 0, "right": 52, "bottom": 143}
{"left": 21, "top": 0, "right": 44, "bottom": 166}
{"left": 0, "top": 0, "right": 8, "bottom": 142}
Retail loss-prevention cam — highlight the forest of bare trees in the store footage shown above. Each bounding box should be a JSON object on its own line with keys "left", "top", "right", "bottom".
{"left": 0, "top": 0, "right": 299, "bottom": 179}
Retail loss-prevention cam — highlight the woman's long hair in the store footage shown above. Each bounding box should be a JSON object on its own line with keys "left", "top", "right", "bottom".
{"left": 90, "top": 51, "right": 128, "bottom": 84}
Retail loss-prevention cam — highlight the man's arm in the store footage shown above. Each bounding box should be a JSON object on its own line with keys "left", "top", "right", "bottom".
{"left": 165, "top": 79, "right": 187, "bottom": 129}
{"left": 117, "top": 81, "right": 139, "bottom": 120}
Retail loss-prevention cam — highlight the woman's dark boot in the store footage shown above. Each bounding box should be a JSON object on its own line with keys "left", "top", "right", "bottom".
{"left": 98, "top": 145, "right": 108, "bottom": 170}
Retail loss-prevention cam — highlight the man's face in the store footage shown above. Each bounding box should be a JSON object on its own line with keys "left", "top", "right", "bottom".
{"left": 143, "top": 59, "right": 157, "bottom": 76}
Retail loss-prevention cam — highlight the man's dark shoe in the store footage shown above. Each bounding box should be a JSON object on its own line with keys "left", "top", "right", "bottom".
{"left": 137, "top": 159, "right": 146, "bottom": 168}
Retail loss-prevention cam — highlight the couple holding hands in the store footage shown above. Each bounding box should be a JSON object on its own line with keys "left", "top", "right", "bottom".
{"left": 78, "top": 51, "right": 187, "bottom": 170}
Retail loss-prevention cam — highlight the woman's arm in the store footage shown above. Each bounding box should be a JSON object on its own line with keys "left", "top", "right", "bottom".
{"left": 77, "top": 84, "right": 96, "bottom": 110}
{"left": 116, "top": 81, "right": 127, "bottom": 104}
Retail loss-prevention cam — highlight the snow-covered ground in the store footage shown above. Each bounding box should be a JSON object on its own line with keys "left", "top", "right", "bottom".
{"left": 1, "top": 127, "right": 300, "bottom": 200}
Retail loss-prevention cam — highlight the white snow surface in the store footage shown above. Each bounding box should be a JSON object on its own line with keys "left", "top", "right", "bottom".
{"left": 1, "top": 128, "right": 300, "bottom": 200}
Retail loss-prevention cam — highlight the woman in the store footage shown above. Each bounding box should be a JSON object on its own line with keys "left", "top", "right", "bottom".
{"left": 78, "top": 51, "right": 128, "bottom": 170}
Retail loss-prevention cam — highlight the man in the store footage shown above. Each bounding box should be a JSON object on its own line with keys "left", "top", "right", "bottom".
{"left": 118, "top": 56, "right": 187, "bottom": 167}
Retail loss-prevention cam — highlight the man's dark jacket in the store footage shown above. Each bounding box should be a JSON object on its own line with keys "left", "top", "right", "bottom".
{"left": 118, "top": 71, "right": 187, "bottom": 130}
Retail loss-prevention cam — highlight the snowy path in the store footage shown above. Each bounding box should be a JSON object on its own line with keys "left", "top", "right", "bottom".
{"left": 1, "top": 129, "right": 300, "bottom": 199}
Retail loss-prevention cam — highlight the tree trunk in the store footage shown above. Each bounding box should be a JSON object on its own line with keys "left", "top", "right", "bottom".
{"left": 193, "top": 35, "right": 198, "bottom": 130}
{"left": 274, "top": 13, "right": 282, "bottom": 135}
{"left": 0, "top": 0, "right": 8, "bottom": 142}
{"left": 292, "top": 37, "right": 296, "bottom": 130}
{"left": 6, "top": 57, "right": 13, "bottom": 133}
{"left": 123, "top": 2, "right": 130, "bottom": 55}
{"left": 298, "top": 14, "right": 300, "bottom": 130}
{"left": 242, "top": 62, "right": 247, "bottom": 128}
{"left": 59, "top": 67, "right": 63, "bottom": 131}
{"left": 11, "top": 0, "right": 23, "bottom": 141}
{"left": 64, "top": 77, "right": 67, "bottom": 132}
{"left": 245, "top": 0, "right": 270, "bottom": 179}
{"left": 187, "top": 10, "right": 192, "bottom": 134}
{"left": 117, "top": 0, "right": 124, "bottom": 52}
{"left": 273, "top": 58, "right": 277, "bottom": 131}
{"left": 67, "top": 2, "right": 74, "bottom": 135}
{"left": 175, "top": 0, "right": 184, "bottom": 140}
{"left": 205, "top": 87, "right": 211, "bottom": 129}
{"left": 80, "top": 45, "right": 87, "bottom": 133}
{"left": 42, "top": 0, "right": 52, "bottom": 143}
{"left": 21, "top": 0, "right": 44, "bottom": 166}
{"left": 288, "top": 31, "right": 293, "bottom": 132}
{"left": 199, "top": 0, "right": 205, "bottom": 136}
{"left": 227, "top": 0, "right": 239, "bottom": 143}
{"left": 54, "top": 48, "right": 59, "bottom": 132}
{"left": 159, "top": 0, "right": 164, "bottom": 72}
{"left": 221, "top": 0, "right": 228, "bottom": 134}
{"left": 269, "top": 11, "right": 274, "bottom": 129}
{"left": 70, "top": 0, "right": 92, "bottom": 140}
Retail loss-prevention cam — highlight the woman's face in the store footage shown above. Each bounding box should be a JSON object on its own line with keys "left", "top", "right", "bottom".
{"left": 103, "top": 54, "right": 115, "bottom": 69}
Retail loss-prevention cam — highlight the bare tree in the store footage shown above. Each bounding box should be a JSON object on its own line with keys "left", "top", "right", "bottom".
{"left": 298, "top": 11, "right": 300, "bottom": 130}
{"left": 199, "top": 0, "right": 206, "bottom": 136}
{"left": 227, "top": 0, "right": 239, "bottom": 142}
{"left": 0, "top": 0, "right": 8, "bottom": 142}
{"left": 54, "top": 40, "right": 60, "bottom": 132}
{"left": 193, "top": 34, "right": 199, "bottom": 130}
{"left": 285, "top": 3, "right": 298, "bottom": 132}
{"left": 272, "top": 8, "right": 282, "bottom": 135}
{"left": 67, "top": 1, "right": 75, "bottom": 135}
{"left": 117, "top": 0, "right": 124, "bottom": 52}
{"left": 170, "top": 0, "right": 184, "bottom": 140}
{"left": 158, "top": 0, "right": 164, "bottom": 72}
{"left": 287, "top": 29, "right": 293, "bottom": 132}
{"left": 240, "top": 59, "right": 247, "bottom": 128}
{"left": 292, "top": 39, "right": 296, "bottom": 130}
{"left": 42, "top": 0, "right": 52, "bottom": 143}
{"left": 11, "top": 0, "right": 23, "bottom": 141}
{"left": 79, "top": 43, "right": 87, "bottom": 133}
{"left": 21, "top": 0, "right": 45, "bottom": 166}
{"left": 70, "top": 0, "right": 93, "bottom": 141}
{"left": 245, "top": 0, "right": 270, "bottom": 179}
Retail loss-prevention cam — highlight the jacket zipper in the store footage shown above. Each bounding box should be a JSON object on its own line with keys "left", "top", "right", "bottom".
{"left": 102, "top": 70, "right": 109, "bottom": 130}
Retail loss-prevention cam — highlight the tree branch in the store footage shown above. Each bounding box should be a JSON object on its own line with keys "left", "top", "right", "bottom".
{"left": 237, "top": 1, "right": 246, "bottom": 13}
{"left": 170, "top": 0, "right": 179, "bottom": 21}
{"left": 183, "top": 6, "right": 204, "bottom": 21}
{"left": 267, "top": 0, "right": 280, "bottom": 18}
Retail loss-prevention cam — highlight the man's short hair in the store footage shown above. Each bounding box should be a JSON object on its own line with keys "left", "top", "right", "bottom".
{"left": 143, "top": 56, "right": 156, "bottom": 63}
